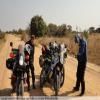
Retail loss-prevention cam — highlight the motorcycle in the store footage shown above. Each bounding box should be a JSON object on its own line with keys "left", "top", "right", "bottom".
{"left": 39, "top": 51, "right": 65, "bottom": 96}
{"left": 6, "top": 44, "right": 28, "bottom": 96}
{"left": 15, "top": 53, "right": 26, "bottom": 96}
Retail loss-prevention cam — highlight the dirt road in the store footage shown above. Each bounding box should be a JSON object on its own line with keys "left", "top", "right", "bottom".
{"left": 0, "top": 34, "right": 100, "bottom": 96}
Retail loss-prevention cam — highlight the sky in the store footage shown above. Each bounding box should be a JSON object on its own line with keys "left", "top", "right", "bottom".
{"left": 0, "top": 0, "right": 100, "bottom": 31}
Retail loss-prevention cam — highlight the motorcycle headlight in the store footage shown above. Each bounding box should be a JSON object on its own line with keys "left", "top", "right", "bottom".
{"left": 19, "top": 56, "right": 24, "bottom": 66}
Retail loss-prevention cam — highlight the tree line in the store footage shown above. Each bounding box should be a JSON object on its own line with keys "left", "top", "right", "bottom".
{"left": 29, "top": 15, "right": 73, "bottom": 37}
{"left": 89, "top": 27, "right": 100, "bottom": 33}
{"left": 29, "top": 15, "right": 100, "bottom": 37}
{"left": 6, "top": 28, "right": 25, "bottom": 34}
{"left": 2, "top": 15, "right": 100, "bottom": 37}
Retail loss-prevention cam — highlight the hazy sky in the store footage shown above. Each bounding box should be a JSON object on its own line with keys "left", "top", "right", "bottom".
{"left": 0, "top": 0, "right": 100, "bottom": 31}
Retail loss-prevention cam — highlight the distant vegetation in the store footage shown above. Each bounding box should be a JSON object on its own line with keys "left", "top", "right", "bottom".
{"left": 89, "top": 27, "right": 100, "bottom": 33}
{"left": 5, "top": 15, "right": 100, "bottom": 38}
{"left": 6, "top": 28, "right": 25, "bottom": 35}
{"left": 29, "top": 15, "right": 100, "bottom": 38}
{"left": 29, "top": 15, "right": 74, "bottom": 37}
{"left": 30, "top": 15, "right": 47, "bottom": 37}
{"left": 4, "top": 15, "right": 100, "bottom": 37}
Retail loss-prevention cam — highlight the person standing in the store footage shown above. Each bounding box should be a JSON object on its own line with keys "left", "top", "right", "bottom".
{"left": 25, "top": 35, "right": 36, "bottom": 90}
{"left": 73, "top": 33, "right": 87, "bottom": 96}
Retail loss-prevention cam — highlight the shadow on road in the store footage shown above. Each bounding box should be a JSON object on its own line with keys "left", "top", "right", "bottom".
{"left": 0, "top": 88, "right": 12, "bottom": 96}
{"left": 59, "top": 90, "right": 77, "bottom": 96}
{"left": 29, "top": 79, "right": 46, "bottom": 96}
{"left": 32, "top": 74, "right": 78, "bottom": 96}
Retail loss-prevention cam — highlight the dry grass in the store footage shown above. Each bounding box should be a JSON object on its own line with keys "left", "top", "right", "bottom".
{"left": 0, "top": 34, "right": 6, "bottom": 52}
{"left": 88, "top": 34, "right": 100, "bottom": 65}
{"left": 35, "top": 36, "right": 78, "bottom": 54}
{"left": 0, "top": 40, "right": 4, "bottom": 50}
{"left": 35, "top": 34, "right": 100, "bottom": 66}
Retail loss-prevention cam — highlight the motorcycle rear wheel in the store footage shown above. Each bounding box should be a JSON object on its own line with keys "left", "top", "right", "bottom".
{"left": 60, "top": 66, "right": 65, "bottom": 87}
{"left": 16, "top": 78, "right": 24, "bottom": 96}
{"left": 40, "top": 69, "right": 46, "bottom": 88}
{"left": 54, "top": 67, "right": 60, "bottom": 96}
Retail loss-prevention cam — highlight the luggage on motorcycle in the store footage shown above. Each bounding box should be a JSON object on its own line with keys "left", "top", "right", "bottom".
{"left": 9, "top": 49, "right": 19, "bottom": 58}
{"left": 6, "top": 58, "right": 15, "bottom": 70}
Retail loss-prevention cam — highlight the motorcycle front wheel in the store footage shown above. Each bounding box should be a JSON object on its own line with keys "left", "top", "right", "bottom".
{"left": 16, "top": 77, "right": 24, "bottom": 96}
{"left": 60, "top": 65, "right": 65, "bottom": 87}
{"left": 40, "top": 69, "right": 46, "bottom": 88}
{"left": 54, "top": 67, "right": 60, "bottom": 96}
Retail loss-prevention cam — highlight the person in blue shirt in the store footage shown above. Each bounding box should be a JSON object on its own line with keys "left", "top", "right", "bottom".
{"left": 73, "top": 33, "right": 87, "bottom": 96}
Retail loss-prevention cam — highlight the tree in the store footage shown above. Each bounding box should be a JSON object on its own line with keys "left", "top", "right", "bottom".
{"left": 47, "top": 23, "right": 58, "bottom": 36}
{"left": 18, "top": 28, "right": 23, "bottom": 34}
{"left": 12, "top": 29, "right": 17, "bottom": 34}
{"left": 67, "top": 25, "right": 72, "bottom": 33}
{"left": 89, "top": 27, "right": 95, "bottom": 33}
{"left": 56, "top": 24, "right": 67, "bottom": 36}
{"left": 30, "top": 15, "right": 47, "bottom": 37}
{"left": 96, "top": 27, "right": 100, "bottom": 33}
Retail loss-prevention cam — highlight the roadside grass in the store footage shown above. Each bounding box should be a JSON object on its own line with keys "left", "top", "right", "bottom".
{"left": 0, "top": 33, "right": 6, "bottom": 52}
{"left": 35, "top": 34, "right": 100, "bottom": 66}
{"left": 88, "top": 34, "right": 100, "bottom": 65}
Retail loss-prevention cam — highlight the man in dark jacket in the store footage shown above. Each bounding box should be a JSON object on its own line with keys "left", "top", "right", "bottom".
{"left": 25, "top": 35, "right": 36, "bottom": 90}
{"left": 73, "top": 33, "right": 87, "bottom": 96}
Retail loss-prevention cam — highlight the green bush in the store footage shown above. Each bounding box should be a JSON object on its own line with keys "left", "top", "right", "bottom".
{"left": 30, "top": 15, "right": 47, "bottom": 37}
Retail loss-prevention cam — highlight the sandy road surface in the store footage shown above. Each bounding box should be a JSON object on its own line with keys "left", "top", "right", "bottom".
{"left": 0, "top": 34, "right": 100, "bottom": 96}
